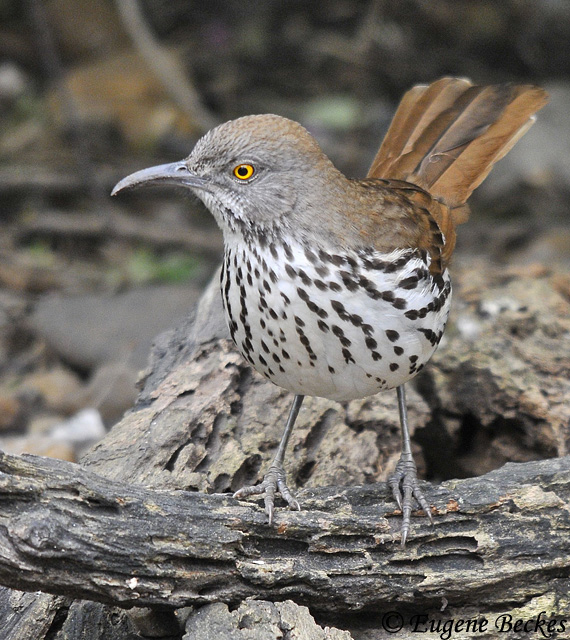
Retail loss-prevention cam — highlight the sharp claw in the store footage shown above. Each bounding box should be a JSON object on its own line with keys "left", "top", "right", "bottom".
{"left": 234, "top": 462, "right": 299, "bottom": 523}
{"left": 388, "top": 477, "right": 403, "bottom": 509}
{"left": 285, "top": 495, "right": 300, "bottom": 511}
{"left": 414, "top": 488, "right": 434, "bottom": 524}
{"left": 393, "top": 490, "right": 403, "bottom": 510}
{"left": 387, "top": 454, "right": 433, "bottom": 545}
{"left": 233, "top": 484, "right": 263, "bottom": 499}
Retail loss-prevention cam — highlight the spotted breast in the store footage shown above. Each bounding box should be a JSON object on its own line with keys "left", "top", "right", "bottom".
{"left": 221, "top": 236, "right": 451, "bottom": 402}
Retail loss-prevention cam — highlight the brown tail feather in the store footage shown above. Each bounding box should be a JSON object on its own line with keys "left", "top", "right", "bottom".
{"left": 368, "top": 78, "right": 473, "bottom": 179}
{"left": 368, "top": 78, "right": 548, "bottom": 264}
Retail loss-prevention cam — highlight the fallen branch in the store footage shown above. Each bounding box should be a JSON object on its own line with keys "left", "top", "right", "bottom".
{"left": 0, "top": 450, "right": 569, "bottom": 612}
{"left": 115, "top": 0, "right": 218, "bottom": 132}
{"left": 12, "top": 209, "right": 222, "bottom": 257}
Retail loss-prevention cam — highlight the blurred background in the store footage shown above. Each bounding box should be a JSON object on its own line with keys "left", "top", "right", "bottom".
{"left": 0, "top": 0, "right": 568, "bottom": 463}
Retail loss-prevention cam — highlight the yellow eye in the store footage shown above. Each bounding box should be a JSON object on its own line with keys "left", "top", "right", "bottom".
{"left": 233, "top": 163, "right": 255, "bottom": 180}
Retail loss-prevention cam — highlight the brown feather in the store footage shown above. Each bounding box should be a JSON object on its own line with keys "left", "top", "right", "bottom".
{"left": 368, "top": 78, "right": 473, "bottom": 178}
{"left": 367, "top": 78, "right": 548, "bottom": 271}
{"left": 348, "top": 179, "right": 448, "bottom": 275}
{"left": 421, "top": 88, "right": 547, "bottom": 205}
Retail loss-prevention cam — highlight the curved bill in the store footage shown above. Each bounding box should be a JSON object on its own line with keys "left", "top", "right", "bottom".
{"left": 111, "top": 161, "right": 209, "bottom": 196}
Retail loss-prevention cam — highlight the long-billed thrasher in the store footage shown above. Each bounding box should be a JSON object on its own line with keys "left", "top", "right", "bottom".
{"left": 113, "top": 77, "right": 548, "bottom": 544}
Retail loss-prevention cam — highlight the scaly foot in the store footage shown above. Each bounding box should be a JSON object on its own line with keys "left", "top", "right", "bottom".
{"left": 233, "top": 462, "right": 300, "bottom": 524}
{"left": 388, "top": 451, "right": 433, "bottom": 546}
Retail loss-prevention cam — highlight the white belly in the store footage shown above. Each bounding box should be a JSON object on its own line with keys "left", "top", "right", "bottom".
{"left": 221, "top": 241, "right": 451, "bottom": 402}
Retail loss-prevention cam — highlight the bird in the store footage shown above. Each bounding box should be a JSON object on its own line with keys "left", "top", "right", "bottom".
{"left": 112, "top": 77, "right": 548, "bottom": 545}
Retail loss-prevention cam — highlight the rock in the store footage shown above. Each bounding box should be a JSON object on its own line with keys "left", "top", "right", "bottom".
{"left": 0, "top": 392, "right": 20, "bottom": 432}
{"left": 128, "top": 607, "right": 180, "bottom": 637}
{"left": 0, "top": 289, "right": 29, "bottom": 372}
{"left": 29, "top": 284, "right": 202, "bottom": 371}
{"left": 0, "top": 408, "right": 106, "bottom": 461}
{"left": 0, "top": 62, "right": 29, "bottom": 105}
{"left": 183, "top": 600, "right": 353, "bottom": 640}
{"left": 19, "top": 367, "right": 83, "bottom": 412}
{"left": 27, "top": 414, "right": 62, "bottom": 435}
{"left": 511, "top": 227, "right": 570, "bottom": 268}
{"left": 49, "top": 408, "right": 106, "bottom": 446}
{"left": 0, "top": 435, "right": 75, "bottom": 462}
{"left": 75, "top": 361, "right": 139, "bottom": 425}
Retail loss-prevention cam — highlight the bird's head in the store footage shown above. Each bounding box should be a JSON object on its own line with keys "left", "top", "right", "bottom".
{"left": 112, "top": 114, "right": 344, "bottom": 242}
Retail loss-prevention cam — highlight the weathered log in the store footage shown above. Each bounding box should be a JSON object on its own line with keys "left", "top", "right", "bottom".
{"left": 0, "top": 449, "right": 569, "bottom": 612}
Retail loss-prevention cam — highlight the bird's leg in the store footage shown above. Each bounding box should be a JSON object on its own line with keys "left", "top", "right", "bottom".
{"left": 234, "top": 394, "right": 304, "bottom": 523}
{"left": 388, "top": 384, "right": 433, "bottom": 545}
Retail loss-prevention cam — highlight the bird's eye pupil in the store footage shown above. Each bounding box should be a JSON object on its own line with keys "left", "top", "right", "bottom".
{"left": 233, "top": 164, "right": 255, "bottom": 180}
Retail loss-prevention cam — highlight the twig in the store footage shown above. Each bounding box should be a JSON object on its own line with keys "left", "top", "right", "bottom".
{"left": 115, "top": 0, "right": 218, "bottom": 132}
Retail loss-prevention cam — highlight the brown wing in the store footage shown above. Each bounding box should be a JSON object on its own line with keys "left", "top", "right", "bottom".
{"left": 350, "top": 178, "right": 448, "bottom": 276}
{"left": 367, "top": 78, "right": 549, "bottom": 269}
